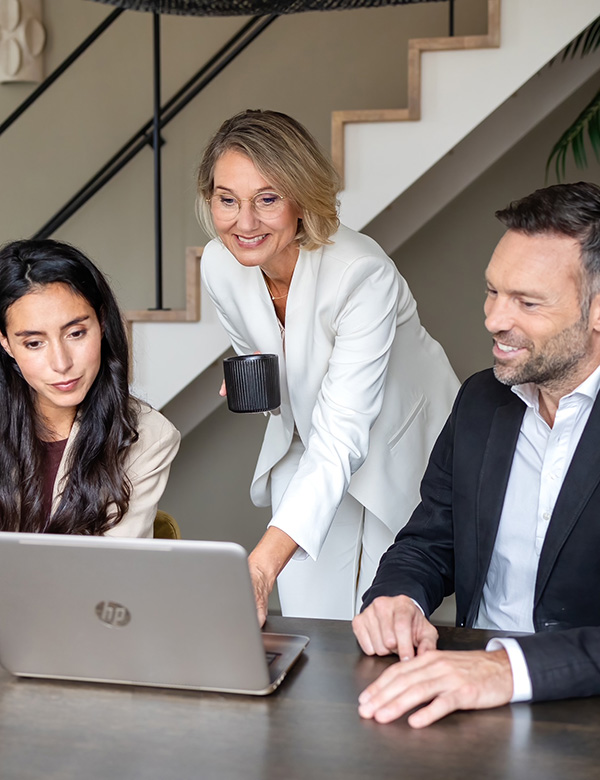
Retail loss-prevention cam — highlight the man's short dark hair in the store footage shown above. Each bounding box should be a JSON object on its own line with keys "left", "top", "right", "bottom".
{"left": 496, "top": 182, "right": 600, "bottom": 307}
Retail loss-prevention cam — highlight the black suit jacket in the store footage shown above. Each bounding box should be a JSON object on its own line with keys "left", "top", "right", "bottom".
{"left": 363, "top": 369, "right": 600, "bottom": 702}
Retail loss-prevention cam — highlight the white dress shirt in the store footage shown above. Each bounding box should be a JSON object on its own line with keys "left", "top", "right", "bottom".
{"left": 480, "top": 364, "right": 600, "bottom": 700}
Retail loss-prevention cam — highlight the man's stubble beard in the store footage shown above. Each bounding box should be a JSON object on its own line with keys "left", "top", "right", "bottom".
{"left": 493, "top": 316, "right": 591, "bottom": 388}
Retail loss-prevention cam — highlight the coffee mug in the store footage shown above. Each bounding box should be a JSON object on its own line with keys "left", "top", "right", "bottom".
{"left": 223, "top": 354, "right": 280, "bottom": 413}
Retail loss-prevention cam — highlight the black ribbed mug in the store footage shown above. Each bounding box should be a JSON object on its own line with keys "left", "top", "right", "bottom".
{"left": 223, "top": 354, "right": 280, "bottom": 413}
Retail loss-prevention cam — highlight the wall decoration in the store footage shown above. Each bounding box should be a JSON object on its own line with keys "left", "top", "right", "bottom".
{"left": 0, "top": 0, "right": 45, "bottom": 83}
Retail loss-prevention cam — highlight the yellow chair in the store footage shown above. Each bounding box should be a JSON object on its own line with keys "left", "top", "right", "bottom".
{"left": 153, "top": 510, "right": 181, "bottom": 540}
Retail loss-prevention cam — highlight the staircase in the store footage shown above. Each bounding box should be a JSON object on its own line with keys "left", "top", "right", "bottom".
{"left": 129, "top": 0, "right": 600, "bottom": 427}
{"left": 337, "top": 0, "right": 600, "bottom": 237}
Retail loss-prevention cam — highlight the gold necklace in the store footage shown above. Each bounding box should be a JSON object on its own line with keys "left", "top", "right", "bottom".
{"left": 263, "top": 275, "right": 288, "bottom": 301}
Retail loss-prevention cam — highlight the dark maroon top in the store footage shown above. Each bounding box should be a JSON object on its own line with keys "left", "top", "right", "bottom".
{"left": 40, "top": 439, "right": 68, "bottom": 521}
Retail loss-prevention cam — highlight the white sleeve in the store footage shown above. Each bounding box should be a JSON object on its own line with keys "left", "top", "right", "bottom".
{"left": 486, "top": 637, "right": 533, "bottom": 702}
{"left": 269, "top": 255, "right": 401, "bottom": 560}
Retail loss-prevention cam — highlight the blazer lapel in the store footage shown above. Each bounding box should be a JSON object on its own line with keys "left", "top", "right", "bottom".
{"left": 470, "top": 393, "right": 525, "bottom": 619}
{"left": 535, "top": 393, "right": 600, "bottom": 601}
{"left": 252, "top": 266, "right": 286, "bottom": 357}
{"left": 283, "top": 247, "right": 323, "bottom": 443}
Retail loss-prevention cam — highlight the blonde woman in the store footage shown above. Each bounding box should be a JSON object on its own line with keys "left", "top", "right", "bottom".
{"left": 197, "top": 110, "right": 458, "bottom": 623}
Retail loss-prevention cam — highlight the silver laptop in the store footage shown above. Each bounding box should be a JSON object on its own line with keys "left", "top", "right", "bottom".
{"left": 0, "top": 532, "right": 309, "bottom": 695}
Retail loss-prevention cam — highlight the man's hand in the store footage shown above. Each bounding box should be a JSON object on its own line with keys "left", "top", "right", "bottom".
{"left": 352, "top": 595, "right": 438, "bottom": 660}
{"left": 358, "top": 648, "right": 514, "bottom": 728}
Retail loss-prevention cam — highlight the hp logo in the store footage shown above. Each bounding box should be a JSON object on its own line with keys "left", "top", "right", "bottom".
{"left": 95, "top": 601, "right": 131, "bottom": 628}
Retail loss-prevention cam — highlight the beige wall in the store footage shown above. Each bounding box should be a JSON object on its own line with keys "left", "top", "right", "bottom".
{"left": 164, "top": 401, "right": 270, "bottom": 546}
{"left": 0, "top": 0, "right": 487, "bottom": 310}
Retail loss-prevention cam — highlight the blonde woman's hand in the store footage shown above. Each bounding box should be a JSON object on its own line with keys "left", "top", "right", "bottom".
{"left": 248, "top": 527, "right": 298, "bottom": 627}
{"left": 248, "top": 560, "right": 272, "bottom": 627}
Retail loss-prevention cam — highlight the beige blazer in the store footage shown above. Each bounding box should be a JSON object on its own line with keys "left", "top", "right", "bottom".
{"left": 202, "top": 225, "right": 459, "bottom": 560}
{"left": 52, "top": 404, "right": 180, "bottom": 538}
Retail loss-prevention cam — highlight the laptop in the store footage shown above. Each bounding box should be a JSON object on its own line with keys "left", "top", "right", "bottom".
{"left": 0, "top": 531, "right": 309, "bottom": 695}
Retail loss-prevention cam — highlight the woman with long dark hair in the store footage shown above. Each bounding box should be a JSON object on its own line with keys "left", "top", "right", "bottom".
{"left": 0, "top": 239, "right": 180, "bottom": 536}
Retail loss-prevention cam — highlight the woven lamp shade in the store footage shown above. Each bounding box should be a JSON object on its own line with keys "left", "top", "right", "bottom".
{"left": 88, "top": 0, "right": 440, "bottom": 18}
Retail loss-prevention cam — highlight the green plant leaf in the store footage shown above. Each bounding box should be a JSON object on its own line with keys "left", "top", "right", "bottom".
{"left": 561, "top": 16, "right": 600, "bottom": 60}
{"left": 546, "top": 89, "right": 600, "bottom": 182}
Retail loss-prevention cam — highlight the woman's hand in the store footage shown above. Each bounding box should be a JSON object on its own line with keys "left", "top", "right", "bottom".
{"left": 248, "top": 527, "right": 298, "bottom": 626}
{"left": 247, "top": 559, "right": 273, "bottom": 627}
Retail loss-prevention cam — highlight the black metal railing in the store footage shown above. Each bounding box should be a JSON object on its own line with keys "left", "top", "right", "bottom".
{"left": 152, "top": 13, "right": 164, "bottom": 310}
{"left": 0, "top": 9, "right": 124, "bottom": 138}
{"left": 30, "top": 13, "right": 278, "bottom": 307}
{"left": 2, "top": 1, "right": 457, "bottom": 309}
{"left": 30, "top": 19, "right": 269, "bottom": 246}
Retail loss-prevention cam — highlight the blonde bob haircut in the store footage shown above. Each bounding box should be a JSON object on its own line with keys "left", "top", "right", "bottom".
{"left": 196, "top": 110, "right": 340, "bottom": 251}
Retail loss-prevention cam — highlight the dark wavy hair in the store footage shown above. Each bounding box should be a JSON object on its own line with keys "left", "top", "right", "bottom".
{"left": 0, "top": 239, "right": 139, "bottom": 534}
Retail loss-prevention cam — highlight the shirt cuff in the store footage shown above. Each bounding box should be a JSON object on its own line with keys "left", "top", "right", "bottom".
{"left": 410, "top": 598, "right": 425, "bottom": 615}
{"left": 266, "top": 518, "right": 308, "bottom": 561}
{"left": 486, "top": 637, "right": 533, "bottom": 702}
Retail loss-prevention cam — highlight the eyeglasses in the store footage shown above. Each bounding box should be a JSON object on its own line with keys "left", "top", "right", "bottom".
{"left": 207, "top": 191, "right": 287, "bottom": 218}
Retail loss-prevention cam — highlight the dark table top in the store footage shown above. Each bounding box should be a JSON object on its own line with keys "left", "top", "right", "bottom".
{"left": 0, "top": 616, "right": 598, "bottom": 780}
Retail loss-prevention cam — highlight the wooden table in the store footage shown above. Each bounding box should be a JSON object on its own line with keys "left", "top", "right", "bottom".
{"left": 0, "top": 617, "right": 598, "bottom": 779}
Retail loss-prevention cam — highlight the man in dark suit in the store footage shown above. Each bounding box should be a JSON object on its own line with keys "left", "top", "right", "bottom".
{"left": 353, "top": 182, "right": 600, "bottom": 728}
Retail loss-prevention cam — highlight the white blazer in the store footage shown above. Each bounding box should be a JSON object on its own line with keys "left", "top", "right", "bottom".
{"left": 202, "top": 225, "right": 459, "bottom": 560}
